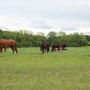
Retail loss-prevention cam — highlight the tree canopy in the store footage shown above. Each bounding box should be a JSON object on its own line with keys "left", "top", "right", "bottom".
{"left": 0, "top": 30, "right": 89, "bottom": 47}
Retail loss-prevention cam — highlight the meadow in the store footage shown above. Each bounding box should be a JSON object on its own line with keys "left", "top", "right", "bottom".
{"left": 0, "top": 47, "right": 90, "bottom": 90}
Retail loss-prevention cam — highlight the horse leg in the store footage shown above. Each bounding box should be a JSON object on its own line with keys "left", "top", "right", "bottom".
{"left": 13, "top": 45, "right": 18, "bottom": 53}
{"left": 42, "top": 48, "right": 44, "bottom": 54}
{"left": 14, "top": 44, "right": 18, "bottom": 53}
{"left": 12, "top": 46, "right": 17, "bottom": 54}
{"left": 47, "top": 47, "right": 49, "bottom": 53}
{"left": 15, "top": 47, "right": 18, "bottom": 53}
{"left": 11, "top": 47, "right": 15, "bottom": 53}
{"left": 58, "top": 48, "right": 60, "bottom": 51}
{"left": 14, "top": 46, "right": 18, "bottom": 53}
{"left": 51, "top": 47, "right": 53, "bottom": 52}
{"left": 0, "top": 48, "right": 1, "bottom": 53}
{"left": 4, "top": 47, "right": 7, "bottom": 53}
{"left": 0, "top": 47, "right": 2, "bottom": 53}
{"left": 1, "top": 48, "right": 3, "bottom": 53}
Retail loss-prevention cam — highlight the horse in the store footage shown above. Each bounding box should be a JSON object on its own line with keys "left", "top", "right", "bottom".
{"left": 40, "top": 40, "right": 50, "bottom": 54}
{"left": 51, "top": 43, "right": 66, "bottom": 52}
{"left": 0, "top": 39, "right": 17, "bottom": 53}
{"left": 51, "top": 43, "right": 60, "bottom": 52}
{"left": 60, "top": 43, "right": 67, "bottom": 50}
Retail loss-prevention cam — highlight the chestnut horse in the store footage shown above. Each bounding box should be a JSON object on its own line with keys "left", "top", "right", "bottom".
{"left": 0, "top": 39, "right": 17, "bottom": 53}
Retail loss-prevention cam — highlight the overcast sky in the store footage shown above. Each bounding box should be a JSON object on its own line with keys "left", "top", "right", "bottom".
{"left": 0, "top": 0, "right": 90, "bottom": 35}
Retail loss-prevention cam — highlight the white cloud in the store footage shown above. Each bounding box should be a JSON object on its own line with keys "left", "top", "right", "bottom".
{"left": 0, "top": 0, "right": 90, "bottom": 34}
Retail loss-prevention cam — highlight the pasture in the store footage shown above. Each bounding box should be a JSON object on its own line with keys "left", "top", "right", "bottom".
{"left": 0, "top": 47, "right": 90, "bottom": 90}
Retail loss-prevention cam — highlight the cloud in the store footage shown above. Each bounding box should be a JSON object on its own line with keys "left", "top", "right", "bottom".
{"left": 84, "top": 32, "right": 90, "bottom": 35}
{"left": 61, "top": 25, "right": 77, "bottom": 31}
{"left": 31, "top": 20, "right": 51, "bottom": 29}
{"left": 0, "top": 0, "right": 90, "bottom": 34}
{"left": 0, "top": 25, "right": 9, "bottom": 30}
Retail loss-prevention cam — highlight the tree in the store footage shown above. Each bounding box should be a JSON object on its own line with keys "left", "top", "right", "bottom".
{"left": 48, "top": 31, "right": 57, "bottom": 38}
{"left": 47, "top": 31, "right": 57, "bottom": 45}
{"left": 57, "top": 31, "right": 67, "bottom": 43}
{"left": 58, "top": 31, "right": 66, "bottom": 36}
{"left": 67, "top": 33, "right": 88, "bottom": 47}
{"left": 36, "top": 32, "right": 45, "bottom": 36}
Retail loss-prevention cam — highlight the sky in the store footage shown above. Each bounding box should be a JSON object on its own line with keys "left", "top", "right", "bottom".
{"left": 0, "top": 0, "right": 90, "bottom": 35}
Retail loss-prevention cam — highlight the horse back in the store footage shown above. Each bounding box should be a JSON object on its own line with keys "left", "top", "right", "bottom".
{"left": 0, "top": 39, "right": 16, "bottom": 47}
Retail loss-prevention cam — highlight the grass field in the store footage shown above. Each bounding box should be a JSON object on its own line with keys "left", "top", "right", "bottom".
{"left": 0, "top": 47, "right": 90, "bottom": 90}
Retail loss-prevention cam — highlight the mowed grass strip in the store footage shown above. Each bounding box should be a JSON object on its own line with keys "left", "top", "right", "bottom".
{"left": 0, "top": 47, "right": 90, "bottom": 90}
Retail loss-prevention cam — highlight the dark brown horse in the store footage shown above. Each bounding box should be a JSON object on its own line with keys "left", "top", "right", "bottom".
{"left": 60, "top": 43, "right": 67, "bottom": 50}
{"left": 51, "top": 43, "right": 66, "bottom": 52}
{"left": 40, "top": 40, "right": 50, "bottom": 54}
{"left": 0, "top": 39, "right": 17, "bottom": 53}
{"left": 51, "top": 43, "right": 60, "bottom": 52}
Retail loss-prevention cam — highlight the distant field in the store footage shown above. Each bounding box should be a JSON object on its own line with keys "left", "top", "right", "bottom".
{"left": 0, "top": 47, "right": 90, "bottom": 90}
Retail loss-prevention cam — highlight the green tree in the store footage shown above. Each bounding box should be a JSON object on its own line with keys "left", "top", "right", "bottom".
{"left": 47, "top": 31, "right": 57, "bottom": 45}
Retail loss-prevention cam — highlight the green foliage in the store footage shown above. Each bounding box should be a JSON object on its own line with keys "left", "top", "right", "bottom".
{"left": 88, "top": 42, "right": 90, "bottom": 46}
{"left": 67, "top": 33, "right": 88, "bottom": 47}
{"left": 0, "top": 30, "right": 88, "bottom": 47}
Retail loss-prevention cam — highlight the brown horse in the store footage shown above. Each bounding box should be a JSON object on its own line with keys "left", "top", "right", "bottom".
{"left": 0, "top": 39, "right": 17, "bottom": 53}
{"left": 51, "top": 43, "right": 66, "bottom": 52}
{"left": 40, "top": 40, "right": 50, "bottom": 54}
{"left": 51, "top": 44, "right": 60, "bottom": 52}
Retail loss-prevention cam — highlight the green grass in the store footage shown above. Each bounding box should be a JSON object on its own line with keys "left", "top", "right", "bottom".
{"left": 0, "top": 47, "right": 90, "bottom": 90}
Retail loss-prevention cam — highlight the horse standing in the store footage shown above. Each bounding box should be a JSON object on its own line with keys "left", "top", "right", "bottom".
{"left": 60, "top": 43, "right": 67, "bottom": 50}
{"left": 0, "top": 39, "right": 17, "bottom": 53}
{"left": 40, "top": 41, "right": 50, "bottom": 54}
{"left": 51, "top": 43, "right": 66, "bottom": 52}
{"left": 51, "top": 44, "right": 60, "bottom": 52}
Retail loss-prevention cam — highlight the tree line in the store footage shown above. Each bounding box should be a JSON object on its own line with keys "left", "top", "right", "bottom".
{"left": 0, "top": 29, "right": 90, "bottom": 47}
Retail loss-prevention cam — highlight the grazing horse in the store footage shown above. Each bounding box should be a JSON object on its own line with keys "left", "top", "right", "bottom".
{"left": 60, "top": 43, "right": 67, "bottom": 50}
{"left": 51, "top": 43, "right": 66, "bottom": 52}
{"left": 0, "top": 39, "right": 17, "bottom": 53}
{"left": 51, "top": 43, "right": 60, "bottom": 52}
{"left": 40, "top": 41, "right": 50, "bottom": 54}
